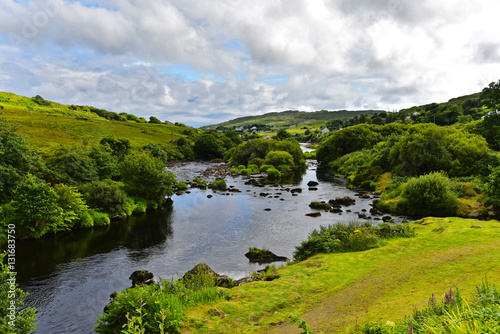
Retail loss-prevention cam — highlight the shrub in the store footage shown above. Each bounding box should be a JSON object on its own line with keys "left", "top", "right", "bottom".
{"left": 54, "top": 184, "right": 88, "bottom": 228}
{"left": 120, "top": 152, "right": 175, "bottom": 204}
{"left": 211, "top": 179, "right": 227, "bottom": 190}
{"left": 80, "top": 180, "right": 127, "bottom": 215}
{"left": 133, "top": 198, "right": 148, "bottom": 214}
{"left": 264, "top": 150, "right": 294, "bottom": 167}
{"left": 237, "top": 165, "right": 246, "bottom": 170}
{"left": 396, "top": 172, "right": 459, "bottom": 217}
{"left": 230, "top": 168, "right": 239, "bottom": 174}
{"left": 266, "top": 168, "right": 281, "bottom": 180}
{"left": 88, "top": 210, "right": 110, "bottom": 227}
{"left": 486, "top": 165, "right": 500, "bottom": 208}
{"left": 193, "top": 134, "right": 225, "bottom": 160}
{"left": 277, "top": 164, "right": 290, "bottom": 172}
{"left": 0, "top": 252, "right": 37, "bottom": 334}
{"left": 260, "top": 164, "right": 274, "bottom": 172}
{"left": 240, "top": 168, "right": 252, "bottom": 176}
{"left": 247, "top": 164, "right": 259, "bottom": 171}
{"left": 177, "top": 182, "right": 189, "bottom": 190}
{"left": 76, "top": 210, "right": 94, "bottom": 228}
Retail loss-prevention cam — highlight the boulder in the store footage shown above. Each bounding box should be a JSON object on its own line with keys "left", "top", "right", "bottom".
{"left": 330, "top": 196, "right": 356, "bottom": 206}
{"left": 129, "top": 270, "right": 154, "bottom": 287}
{"left": 245, "top": 248, "right": 288, "bottom": 263}
{"left": 307, "top": 180, "right": 319, "bottom": 187}
{"left": 291, "top": 188, "right": 303, "bottom": 194}
{"left": 306, "top": 212, "right": 321, "bottom": 217}
{"left": 181, "top": 263, "right": 231, "bottom": 288}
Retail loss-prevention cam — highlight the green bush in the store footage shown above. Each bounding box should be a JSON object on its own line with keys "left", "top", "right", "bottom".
{"left": 277, "top": 164, "right": 290, "bottom": 172}
{"left": 237, "top": 165, "right": 246, "bottom": 170}
{"left": 88, "top": 210, "right": 110, "bottom": 227}
{"left": 120, "top": 152, "right": 175, "bottom": 203}
{"left": 193, "top": 134, "right": 225, "bottom": 160}
{"left": 260, "top": 164, "right": 274, "bottom": 172}
{"left": 76, "top": 210, "right": 94, "bottom": 228}
{"left": 80, "top": 180, "right": 127, "bottom": 215}
{"left": 486, "top": 165, "right": 500, "bottom": 208}
{"left": 211, "top": 179, "right": 227, "bottom": 189}
{"left": 266, "top": 168, "right": 281, "bottom": 180}
{"left": 177, "top": 182, "right": 189, "bottom": 190}
{"left": 264, "top": 150, "right": 294, "bottom": 167}
{"left": 396, "top": 172, "right": 459, "bottom": 217}
{"left": 95, "top": 268, "right": 226, "bottom": 333}
{"left": 247, "top": 164, "right": 258, "bottom": 171}
{"left": 230, "top": 168, "right": 239, "bottom": 174}
{"left": 240, "top": 168, "right": 252, "bottom": 176}
{"left": 294, "top": 222, "right": 415, "bottom": 262}
{"left": 0, "top": 253, "right": 37, "bottom": 333}
{"left": 133, "top": 198, "right": 148, "bottom": 214}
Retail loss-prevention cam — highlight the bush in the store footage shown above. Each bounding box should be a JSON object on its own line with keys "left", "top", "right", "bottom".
{"left": 76, "top": 210, "right": 94, "bottom": 228}
{"left": 230, "top": 168, "right": 239, "bottom": 174}
{"left": 277, "top": 164, "right": 290, "bottom": 172}
{"left": 210, "top": 179, "right": 227, "bottom": 190}
{"left": 240, "top": 168, "right": 252, "bottom": 176}
{"left": 177, "top": 182, "right": 189, "bottom": 190}
{"left": 120, "top": 152, "right": 175, "bottom": 204}
{"left": 247, "top": 164, "right": 258, "bottom": 171}
{"left": 264, "top": 150, "right": 294, "bottom": 167}
{"left": 0, "top": 252, "right": 37, "bottom": 333}
{"left": 266, "top": 168, "right": 281, "bottom": 180}
{"left": 88, "top": 210, "right": 110, "bottom": 227}
{"left": 54, "top": 184, "right": 88, "bottom": 228}
{"left": 260, "top": 165, "right": 274, "bottom": 172}
{"left": 133, "top": 198, "right": 148, "bottom": 214}
{"left": 486, "top": 165, "right": 500, "bottom": 208}
{"left": 80, "top": 180, "right": 127, "bottom": 215}
{"left": 193, "top": 134, "right": 225, "bottom": 160}
{"left": 396, "top": 172, "right": 459, "bottom": 217}
{"left": 237, "top": 165, "right": 246, "bottom": 170}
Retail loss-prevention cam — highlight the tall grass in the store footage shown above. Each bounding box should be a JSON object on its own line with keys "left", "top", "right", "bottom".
{"left": 293, "top": 221, "right": 415, "bottom": 261}
{"left": 355, "top": 280, "right": 500, "bottom": 333}
{"left": 96, "top": 269, "right": 228, "bottom": 333}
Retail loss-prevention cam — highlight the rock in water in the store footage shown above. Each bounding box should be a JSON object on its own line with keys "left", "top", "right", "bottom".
{"left": 129, "top": 270, "right": 154, "bottom": 287}
{"left": 307, "top": 180, "right": 319, "bottom": 187}
{"left": 245, "top": 248, "right": 288, "bottom": 263}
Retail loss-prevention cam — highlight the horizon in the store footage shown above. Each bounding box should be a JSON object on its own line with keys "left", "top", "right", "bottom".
{"left": 1, "top": 1, "right": 498, "bottom": 127}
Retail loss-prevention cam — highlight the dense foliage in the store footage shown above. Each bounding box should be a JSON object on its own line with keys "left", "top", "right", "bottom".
{"left": 293, "top": 221, "right": 415, "bottom": 262}
{"left": 96, "top": 267, "right": 228, "bottom": 333}
{"left": 0, "top": 253, "right": 37, "bottom": 333}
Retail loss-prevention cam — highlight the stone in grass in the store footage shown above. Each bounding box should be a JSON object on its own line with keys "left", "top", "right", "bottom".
{"left": 245, "top": 247, "right": 288, "bottom": 263}
{"left": 181, "top": 263, "right": 231, "bottom": 288}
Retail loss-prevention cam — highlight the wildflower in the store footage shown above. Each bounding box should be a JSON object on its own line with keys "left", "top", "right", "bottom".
{"left": 353, "top": 229, "right": 360, "bottom": 233}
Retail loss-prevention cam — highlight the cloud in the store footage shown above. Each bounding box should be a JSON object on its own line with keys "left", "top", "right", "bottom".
{"left": 1, "top": 0, "right": 500, "bottom": 126}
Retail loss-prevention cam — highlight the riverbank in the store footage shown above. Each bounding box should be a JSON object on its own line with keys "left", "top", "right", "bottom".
{"left": 182, "top": 217, "right": 500, "bottom": 333}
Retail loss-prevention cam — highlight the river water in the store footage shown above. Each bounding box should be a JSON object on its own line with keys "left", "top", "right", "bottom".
{"left": 17, "top": 150, "right": 404, "bottom": 333}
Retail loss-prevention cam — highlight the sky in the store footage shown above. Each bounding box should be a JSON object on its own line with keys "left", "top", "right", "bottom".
{"left": 0, "top": 0, "right": 499, "bottom": 127}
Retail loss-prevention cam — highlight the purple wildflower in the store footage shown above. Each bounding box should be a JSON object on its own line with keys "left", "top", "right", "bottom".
{"left": 409, "top": 325, "right": 414, "bottom": 334}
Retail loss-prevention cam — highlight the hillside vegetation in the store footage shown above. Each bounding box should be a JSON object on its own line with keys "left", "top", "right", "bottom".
{"left": 0, "top": 91, "right": 199, "bottom": 155}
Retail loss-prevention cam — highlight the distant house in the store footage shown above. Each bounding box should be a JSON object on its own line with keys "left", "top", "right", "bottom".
{"left": 482, "top": 110, "right": 500, "bottom": 118}
{"left": 250, "top": 126, "right": 257, "bottom": 131}
{"left": 264, "top": 135, "right": 270, "bottom": 139}
{"left": 234, "top": 126, "right": 243, "bottom": 131}
{"left": 320, "top": 128, "right": 330, "bottom": 135}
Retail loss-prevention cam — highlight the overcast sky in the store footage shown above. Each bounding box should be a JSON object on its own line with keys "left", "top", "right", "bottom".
{"left": 1, "top": 0, "right": 499, "bottom": 127}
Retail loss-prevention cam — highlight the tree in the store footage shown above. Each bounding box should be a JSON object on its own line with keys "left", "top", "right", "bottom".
{"left": 0, "top": 118, "right": 41, "bottom": 203}
{"left": 273, "top": 129, "right": 292, "bottom": 141}
{"left": 0, "top": 252, "right": 37, "bottom": 333}
{"left": 193, "top": 134, "right": 225, "bottom": 160}
{"left": 141, "top": 143, "right": 168, "bottom": 163}
{"left": 54, "top": 184, "right": 89, "bottom": 228}
{"left": 47, "top": 145, "right": 98, "bottom": 184}
{"left": 99, "top": 136, "right": 131, "bottom": 161}
{"left": 481, "top": 79, "right": 500, "bottom": 109}
{"left": 11, "top": 174, "right": 63, "bottom": 239}
{"left": 149, "top": 116, "right": 162, "bottom": 124}
{"left": 120, "top": 152, "right": 175, "bottom": 203}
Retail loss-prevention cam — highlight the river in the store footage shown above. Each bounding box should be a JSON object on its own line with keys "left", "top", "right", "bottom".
{"left": 17, "top": 150, "right": 404, "bottom": 333}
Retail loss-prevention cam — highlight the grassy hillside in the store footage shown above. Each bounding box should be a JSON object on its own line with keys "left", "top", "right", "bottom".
{"left": 0, "top": 91, "right": 199, "bottom": 155}
{"left": 183, "top": 217, "right": 500, "bottom": 333}
{"left": 202, "top": 109, "right": 384, "bottom": 130}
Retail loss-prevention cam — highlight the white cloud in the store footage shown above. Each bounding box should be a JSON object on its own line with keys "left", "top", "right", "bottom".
{"left": 0, "top": 0, "right": 500, "bottom": 126}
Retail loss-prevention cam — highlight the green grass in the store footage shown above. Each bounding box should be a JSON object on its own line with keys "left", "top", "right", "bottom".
{"left": 0, "top": 91, "right": 198, "bottom": 155}
{"left": 183, "top": 217, "right": 500, "bottom": 333}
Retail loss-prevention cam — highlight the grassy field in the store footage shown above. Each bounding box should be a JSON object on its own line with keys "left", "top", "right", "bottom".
{"left": 0, "top": 91, "right": 197, "bottom": 155}
{"left": 183, "top": 217, "right": 500, "bottom": 333}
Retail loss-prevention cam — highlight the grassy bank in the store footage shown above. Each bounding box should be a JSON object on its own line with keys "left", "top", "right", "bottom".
{"left": 182, "top": 217, "right": 500, "bottom": 333}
